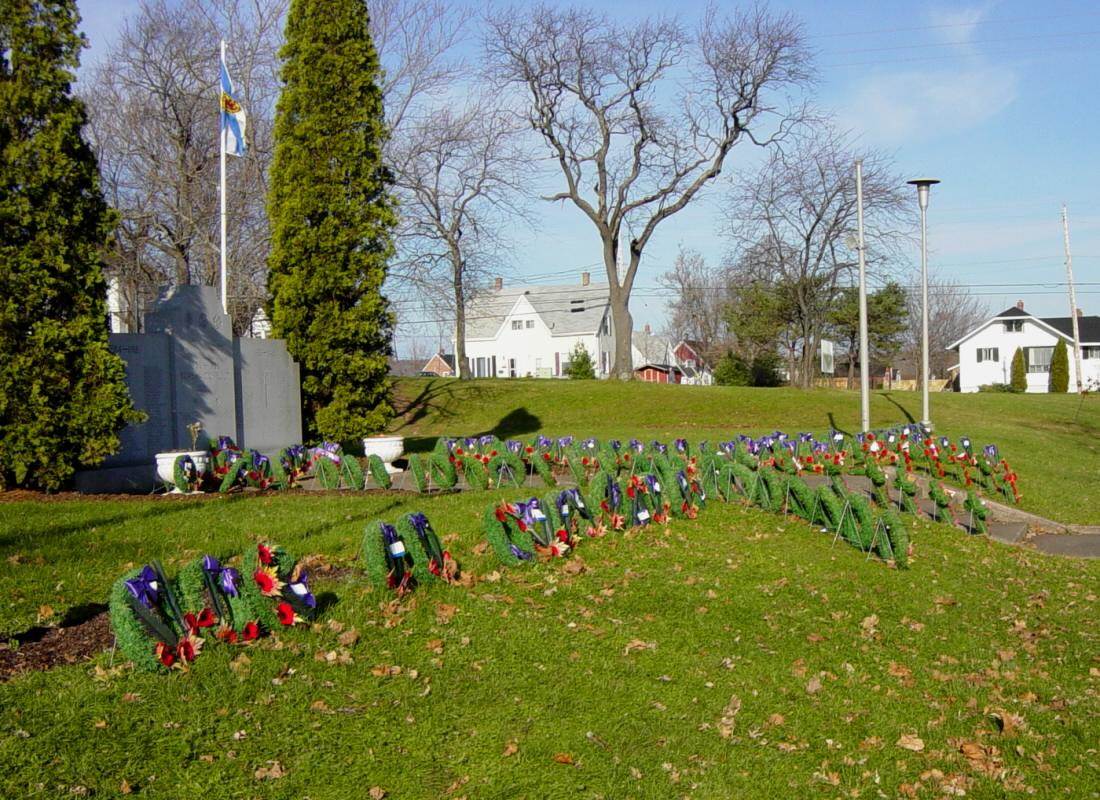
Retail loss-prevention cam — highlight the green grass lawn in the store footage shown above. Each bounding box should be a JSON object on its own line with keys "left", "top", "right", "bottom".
{"left": 1, "top": 380, "right": 1098, "bottom": 798}
{"left": 392, "top": 379, "right": 1100, "bottom": 525}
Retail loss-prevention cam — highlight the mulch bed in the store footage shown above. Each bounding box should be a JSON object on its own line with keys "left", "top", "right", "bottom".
{"left": 0, "top": 612, "right": 113, "bottom": 682}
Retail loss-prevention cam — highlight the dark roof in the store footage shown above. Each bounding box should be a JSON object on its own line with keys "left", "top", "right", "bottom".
{"left": 995, "top": 306, "right": 1030, "bottom": 318}
{"left": 1041, "top": 315, "right": 1100, "bottom": 343}
{"left": 635, "top": 363, "right": 683, "bottom": 373}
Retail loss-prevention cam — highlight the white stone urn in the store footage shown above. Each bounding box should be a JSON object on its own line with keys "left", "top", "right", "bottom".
{"left": 155, "top": 451, "right": 211, "bottom": 490}
{"left": 362, "top": 435, "right": 404, "bottom": 473}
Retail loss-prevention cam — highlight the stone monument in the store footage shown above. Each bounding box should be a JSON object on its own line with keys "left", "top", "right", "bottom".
{"left": 75, "top": 285, "right": 302, "bottom": 492}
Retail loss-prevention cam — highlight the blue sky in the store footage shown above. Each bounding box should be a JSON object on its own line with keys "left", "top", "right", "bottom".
{"left": 75, "top": 0, "right": 1100, "bottom": 344}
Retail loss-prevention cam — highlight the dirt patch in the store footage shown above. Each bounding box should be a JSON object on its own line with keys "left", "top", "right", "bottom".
{"left": 0, "top": 611, "right": 112, "bottom": 682}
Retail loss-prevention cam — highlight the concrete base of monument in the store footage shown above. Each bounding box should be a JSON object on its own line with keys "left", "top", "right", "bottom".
{"left": 74, "top": 464, "right": 158, "bottom": 494}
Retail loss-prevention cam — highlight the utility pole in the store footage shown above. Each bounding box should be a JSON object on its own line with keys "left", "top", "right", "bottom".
{"left": 1061, "top": 205, "right": 1084, "bottom": 393}
{"left": 908, "top": 178, "right": 940, "bottom": 432}
{"left": 855, "top": 160, "right": 870, "bottom": 433}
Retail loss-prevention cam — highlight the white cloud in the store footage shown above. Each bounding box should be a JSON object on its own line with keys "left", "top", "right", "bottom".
{"left": 841, "top": 65, "right": 1017, "bottom": 145}
{"left": 927, "top": 2, "right": 1000, "bottom": 48}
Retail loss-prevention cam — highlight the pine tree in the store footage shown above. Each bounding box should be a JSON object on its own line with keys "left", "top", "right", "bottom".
{"left": 0, "top": 0, "right": 140, "bottom": 490}
{"left": 1049, "top": 338, "right": 1069, "bottom": 393}
{"left": 1009, "top": 347, "right": 1027, "bottom": 392}
{"left": 564, "top": 342, "right": 596, "bottom": 380}
{"left": 267, "top": 0, "right": 397, "bottom": 441}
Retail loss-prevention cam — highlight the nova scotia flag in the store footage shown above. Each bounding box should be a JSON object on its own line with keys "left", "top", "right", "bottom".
{"left": 219, "top": 56, "right": 246, "bottom": 157}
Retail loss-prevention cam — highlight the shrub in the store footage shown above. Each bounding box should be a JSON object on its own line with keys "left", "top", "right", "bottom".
{"left": 1049, "top": 339, "right": 1069, "bottom": 393}
{"left": 1010, "top": 347, "right": 1027, "bottom": 392}
{"left": 564, "top": 342, "right": 596, "bottom": 379}
{"left": 714, "top": 351, "right": 751, "bottom": 386}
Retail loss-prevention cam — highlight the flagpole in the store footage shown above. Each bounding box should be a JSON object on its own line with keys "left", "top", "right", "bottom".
{"left": 219, "top": 39, "right": 228, "bottom": 317}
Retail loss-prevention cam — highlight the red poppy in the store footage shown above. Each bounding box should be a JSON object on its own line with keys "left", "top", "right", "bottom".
{"left": 542, "top": 453, "right": 551, "bottom": 462}
{"left": 600, "top": 499, "right": 610, "bottom": 512}
{"left": 176, "top": 638, "right": 196, "bottom": 663}
{"left": 866, "top": 433, "right": 876, "bottom": 442}
{"left": 217, "top": 628, "right": 239, "bottom": 644}
{"left": 242, "top": 621, "right": 260, "bottom": 641}
{"left": 254, "top": 569, "right": 276, "bottom": 593}
{"left": 624, "top": 453, "right": 632, "bottom": 461}
{"left": 627, "top": 485, "right": 636, "bottom": 499}
{"left": 490, "top": 450, "right": 499, "bottom": 457}
{"left": 197, "top": 608, "right": 216, "bottom": 628}
{"left": 555, "top": 529, "right": 569, "bottom": 543}
{"left": 428, "top": 559, "right": 442, "bottom": 576}
{"left": 276, "top": 602, "right": 296, "bottom": 626}
{"left": 525, "top": 446, "right": 534, "bottom": 454}
{"left": 155, "top": 642, "right": 176, "bottom": 668}
{"left": 581, "top": 456, "right": 590, "bottom": 466}
{"left": 448, "top": 454, "right": 456, "bottom": 463}
{"left": 455, "top": 447, "right": 464, "bottom": 456}
{"left": 258, "top": 544, "right": 274, "bottom": 565}
{"left": 805, "top": 455, "right": 814, "bottom": 464}
{"left": 495, "top": 506, "right": 507, "bottom": 522}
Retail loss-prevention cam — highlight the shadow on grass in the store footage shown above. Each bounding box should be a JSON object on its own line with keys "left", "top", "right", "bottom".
{"left": 402, "top": 406, "right": 542, "bottom": 454}
{"left": 391, "top": 378, "right": 465, "bottom": 430}
{"left": 0, "top": 500, "right": 201, "bottom": 551}
{"left": 880, "top": 393, "right": 917, "bottom": 424}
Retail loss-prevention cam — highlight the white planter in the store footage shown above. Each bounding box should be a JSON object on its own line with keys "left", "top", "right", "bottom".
{"left": 155, "top": 450, "right": 210, "bottom": 491}
{"left": 363, "top": 435, "right": 404, "bottom": 473}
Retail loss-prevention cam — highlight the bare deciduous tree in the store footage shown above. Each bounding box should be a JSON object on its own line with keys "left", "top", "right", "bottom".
{"left": 722, "top": 128, "right": 910, "bottom": 387}
{"left": 83, "top": 0, "right": 285, "bottom": 333}
{"left": 658, "top": 246, "right": 730, "bottom": 362}
{"left": 901, "top": 273, "right": 988, "bottom": 385}
{"left": 485, "top": 3, "right": 810, "bottom": 378}
{"left": 391, "top": 98, "right": 530, "bottom": 378}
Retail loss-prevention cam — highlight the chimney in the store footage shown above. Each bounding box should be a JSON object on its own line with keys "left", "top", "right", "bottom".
{"left": 1077, "top": 308, "right": 1084, "bottom": 317}
{"left": 1016, "top": 300, "right": 1024, "bottom": 310}
{"left": 493, "top": 276, "right": 503, "bottom": 291}
{"left": 644, "top": 323, "right": 651, "bottom": 335}
{"left": 581, "top": 271, "right": 590, "bottom": 286}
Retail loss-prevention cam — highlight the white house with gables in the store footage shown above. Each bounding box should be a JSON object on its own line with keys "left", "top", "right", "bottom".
{"left": 459, "top": 274, "right": 615, "bottom": 378}
{"left": 948, "top": 301, "right": 1100, "bottom": 392}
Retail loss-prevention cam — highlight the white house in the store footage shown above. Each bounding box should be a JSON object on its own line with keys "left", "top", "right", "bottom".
{"left": 459, "top": 274, "right": 615, "bottom": 378}
{"left": 948, "top": 301, "right": 1100, "bottom": 392}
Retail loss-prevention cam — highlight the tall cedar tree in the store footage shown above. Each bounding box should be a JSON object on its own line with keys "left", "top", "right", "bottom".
{"left": 1010, "top": 347, "right": 1027, "bottom": 392}
{"left": 1049, "top": 338, "right": 1069, "bottom": 393}
{"left": 0, "top": 0, "right": 140, "bottom": 490}
{"left": 564, "top": 342, "right": 596, "bottom": 380}
{"left": 267, "top": 0, "right": 397, "bottom": 440}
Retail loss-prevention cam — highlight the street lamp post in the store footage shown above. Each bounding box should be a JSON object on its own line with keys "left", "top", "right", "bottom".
{"left": 908, "top": 178, "right": 940, "bottom": 432}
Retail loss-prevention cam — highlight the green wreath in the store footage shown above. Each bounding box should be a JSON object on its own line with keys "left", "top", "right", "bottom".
{"left": 313, "top": 457, "right": 341, "bottom": 489}
{"left": 757, "top": 468, "right": 784, "bottom": 513}
{"left": 219, "top": 457, "right": 247, "bottom": 492}
{"left": 784, "top": 474, "right": 819, "bottom": 523}
{"left": 488, "top": 451, "right": 526, "bottom": 489}
{"left": 463, "top": 456, "right": 489, "bottom": 490}
{"left": 176, "top": 557, "right": 258, "bottom": 634}
{"left": 928, "top": 481, "right": 954, "bottom": 524}
{"left": 367, "top": 454, "right": 392, "bottom": 489}
{"left": 172, "top": 454, "right": 203, "bottom": 493}
{"left": 362, "top": 520, "right": 415, "bottom": 591}
{"left": 963, "top": 489, "right": 988, "bottom": 534}
{"left": 108, "top": 566, "right": 182, "bottom": 673}
{"left": 396, "top": 512, "right": 454, "bottom": 584}
{"left": 240, "top": 543, "right": 313, "bottom": 631}
{"left": 482, "top": 502, "right": 537, "bottom": 566}
{"left": 863, "top": 459, "right": 890, "bottom": 508}
{"left": 408, "top": 455, "right": 428, "bottom": 493}
{"left": 879, "top": 510, "right": 910, "bottom": 568}
{"left": 529, "top": 451, "right": 557, "bottom": 487}
{"left": 893, "top": 470, "right": 920, "bottom": 514}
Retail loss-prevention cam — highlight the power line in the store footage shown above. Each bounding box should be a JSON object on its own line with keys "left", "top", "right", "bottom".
{"left": 808, "top": 11, "right": 1100, "bottom": 40}
{"left": 825, "top": 29, "right": 1100, "bottom": 57}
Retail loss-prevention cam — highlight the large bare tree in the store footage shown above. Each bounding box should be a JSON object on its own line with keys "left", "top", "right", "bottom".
{"left": 83, "top": 0, "right": 284, "bottom": 333}
{"left": 485, "top": 3, "right": 810, "bottom": 378}
{"left": 390, "top": 98, "right": 529, "bottom": 378}
{"left": 722, "top": 128, "right": 910, "bottom": 387}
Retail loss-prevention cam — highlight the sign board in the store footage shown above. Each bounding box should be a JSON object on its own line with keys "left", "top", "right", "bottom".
{"left": 820, "top": 339, "right": 835, "bottom": 375}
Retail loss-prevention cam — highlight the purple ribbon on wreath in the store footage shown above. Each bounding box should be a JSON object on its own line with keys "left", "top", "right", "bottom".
{"left": 250, "top": 450, "right": 269, "bottom": 470}
{"left": 536, "top": 435, "right": 552, "bottom": 449}
{"left": 478, "top": 435, "right": 495, "bottom": 447}
{"left": 582, "top": 437, "right": 598, "bottom": 450}
{"left": 215, "top": 435, "right": 238, "bottom": 452}
{"left": 607, "top": 476, "right": 622, "bottom": 510}
{"left": 506, "top": 439, "right": 523, "bottom": 454}
{"left": 124, "top": 565, "right": 160, "bottom": 608}
{"left": 202, "top": 555, "right": 241, "bottom": 597}
{"left": 644, "top": 474, "right": 661, "bottom": 494}
{"left": 509, "top": 543, "right": 533, "bottom": 561}
{"left": 609, "top": 439, "right": 621, "bottom": 451}
{"left": 674, "top": 438, "right": 687, "bottom": 453}
{"left": 313, "top": 441, "right": 342, "bottom": 465}
{"left": 984, "top": 444, "right": 998, "bottom": 460}
{"left": 799, "top": 431, "right": 813, "bottom": 442}
{"left": 558, "top": 436, "right": 574, "bottom": 448}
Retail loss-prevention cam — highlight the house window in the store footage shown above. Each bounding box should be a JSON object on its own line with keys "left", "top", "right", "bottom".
{"left": 1003, "top": 320, "right": 1023, "bottom": 332}
{"left": 1026, "top": 347, "right": 1053, "bottom": 373}
{"left": 525, "top": 319, "right": 534, "bottom": 329}
{"left": 511, "top": 320, "right": 522, "bottom": 330}
{"left": 976, "top": 347, "right": 999, "bottom": 363}
{"left": 1083, "top": 346, "right": 1100, "bottom": 359}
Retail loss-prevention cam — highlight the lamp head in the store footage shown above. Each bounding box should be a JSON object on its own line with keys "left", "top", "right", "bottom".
{"left": 907, "top": 178, "right": 940, "bottom": 211}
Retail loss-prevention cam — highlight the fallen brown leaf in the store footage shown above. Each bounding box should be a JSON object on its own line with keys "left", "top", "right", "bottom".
{"left": 896, "top": 733, "right": 925, "bottom": 752}
{"left": 718, "top": 694, "right": 741, "bottom": 738}
{"left": 623, "top": 639, "right": 656, "bottom": 655}
{"left": 254, "top": 761, "right": 286, "bottom": 780}
{"left": 502, "top": 740, "right": 518, "bottom": 757}
{"left": 553, "top": 753, "right": 575, "bottom": 765}
{"left": 805, "top": 675, "right": 823, "bottom": 694}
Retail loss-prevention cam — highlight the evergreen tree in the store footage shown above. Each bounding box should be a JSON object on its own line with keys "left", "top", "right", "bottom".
{"left": 564, "top": 342, "right": 596, "bottom": 380}
{"left": 1009, "top": 347, "right": 1027, "bottom": 392}
{"left": 714, "top": 351, "right": 750, "bottom": 386}
{"left": 1049, "top": 338, "right": 1069, "bottom": 393}
{"left": 0, "top": 0, "right": 140, "bottom": 490}
{"left": 267, "top": 0, "right": 397, "bottom": 440}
